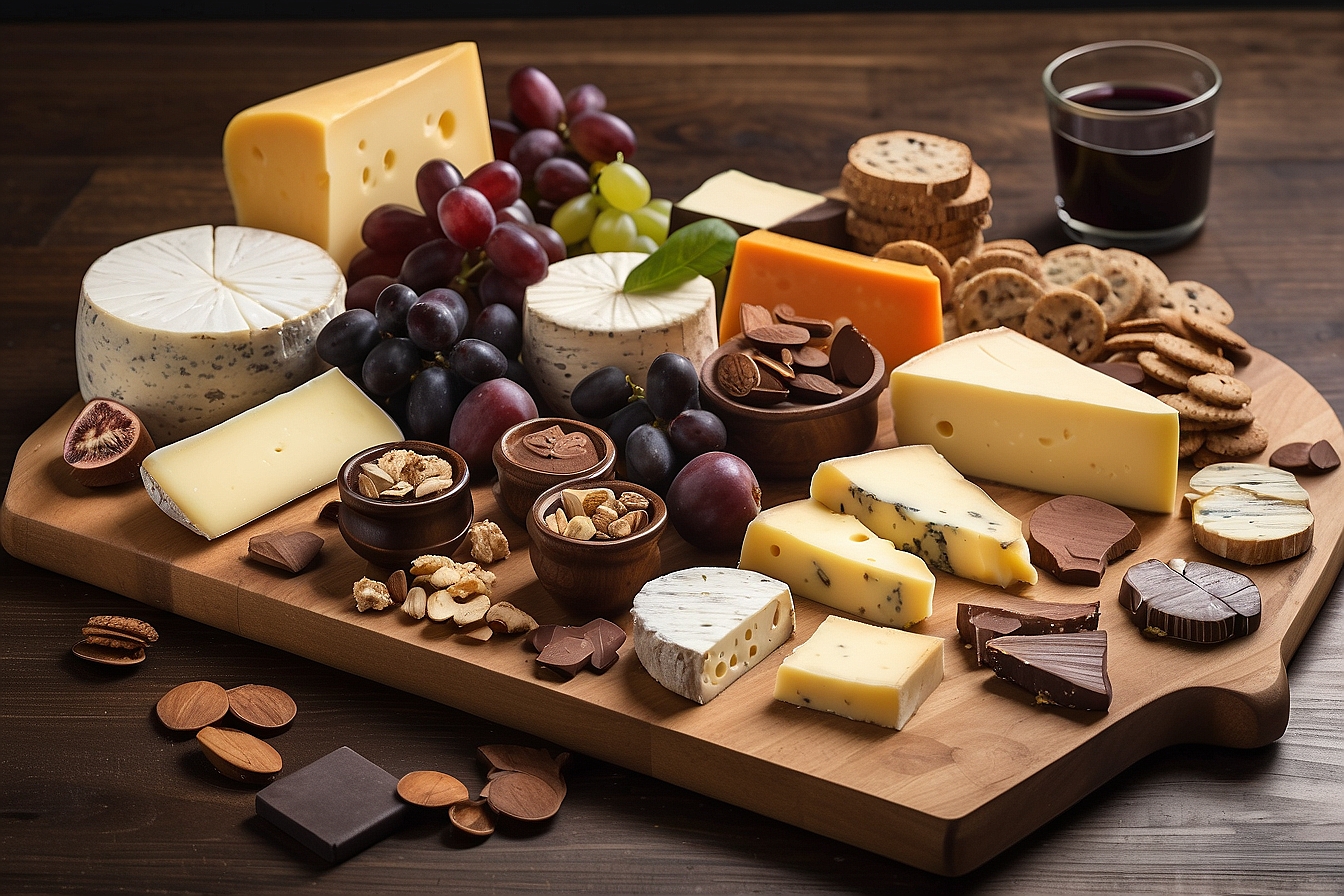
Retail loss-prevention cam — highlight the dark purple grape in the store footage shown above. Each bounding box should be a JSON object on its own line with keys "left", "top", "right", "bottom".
{"left": 437, "top": 185, "right": 496, "bottom": 250}
{"left": 490, "top": 118, "right": 520, "bottom": 161}
{"left": 348, "top": 246, "right": 406, "bottom": 282}
{"left": 416, "top": 287, "right": 469, "bottom": 337}
{"left": 509, "top": 127, "right": 565, "bottom": 182}
{"left": 507, "top": 67, "right": 565, "bottom": 131}
{"left": 484, "top": 222, "right": 549, "bottom": 286}
{"left": 477, "top": 267, "right": 527, "bottom": 316}
{"left": 564, "top": 83, "right": 607, "bottom": 117}
{"left": 645, "top": 352, "right": 700, "bottom": 422}
{"left": 345, "top": 274, "right": 397, "bottom": 313}
{"left": 471, "top": 303, "right": 522, "bottom": 359}
{"left": 496, "top": 199, "right": 535, "bottom": 226}
{"left": 415, "top": 159, "right": 463, "bottom": 224}
{"left": 450, "top": 377, "right": 539, "bottom": 478}
{"left": 447, "top": 337, "right": 508, "bottom": 385}
{"left": 404, "top": 365, "right": 457, "bottom": 444}
{"left": 607, "top": 398, "right": 654, "bottom": 452}
{"left": 533, "top": 157, "right": 591, "bottom": 204}
{"left": 374, "top": 283, "right": 419, "bottom": 337}
{"left": 567, "top": 110, "right": 637, "bottom": 163}
{"left": 361, "top": 336, "right": 422, "bottom": 397}
{"left": 625, "top": 423, "right": 676, "bottom": 491}
{"left": 571, "top": 366, "right": 632, "bottom": 419}
{"left": 361, "top": 204, "right": 439, "bottom": 256}
{"left": 382, "top": 384, "right": 411, "bottom": 429}
{"left": 316, "top": 308, "right": 383, "bottom": 368}
{"left": 523, "top": 223, "right": 567, "bottom": 264}
{"left": 464, "top": 160, "right": 523, "bottom": 211}
{"left": 532, "top": 198, "right": 557, "bottom": 227}
{"left": 399, "top": 239, "right": 466, "bottom": 294}
{"left": 667, "top": 409, "right": 728, "bottom": 460}
{"left": 666, "top": 452, "right": 761, "bottom": 552}
{"left": 406, "top": 293, "right": 463, "bottom": 352}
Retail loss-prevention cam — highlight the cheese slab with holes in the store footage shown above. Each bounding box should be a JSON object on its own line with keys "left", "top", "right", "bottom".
{"left": 774, "top": 615, "right": 944, "bottom": 730}
{"left": 631, "top": 567, "right": 795, "bottom": 705}
{"left": 890, "top": 328, "right": 1180, "bottom": 514}
{"left": 738, "top": 499, "right": 935, "bottom": 629}
{"left": 223, "top": 42, "right": 493, "bottom": 270}
{"left": 811, "top": 445, "right": 1037, "bottom": 587}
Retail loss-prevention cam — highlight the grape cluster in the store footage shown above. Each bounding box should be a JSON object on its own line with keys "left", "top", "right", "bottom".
{"left": 570, "top": 353, "right": 729, "bottom": 493}
{"left": 492, "top": 66, "right": 672, "bottom": 255}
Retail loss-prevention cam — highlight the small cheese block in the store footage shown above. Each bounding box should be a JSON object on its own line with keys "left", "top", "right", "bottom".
{"left": 223, "top": 43, "right": 493, "bottom": 270}
{"left": 811, "top": 445, "right": 1037, "bottom": 587}
{"left": 719, "top": 229, "right": 942, "bottom": 370}
{"left": 890, "top": 328, "right": 1180, "bottom": 513}
{"left": 671, "top": 170, "right": 848, "bottom": 248}
{"left": 738, "top": 499, "right": 935, "bottom": 629}
{"left": 522, "top": 252, "right": 718, "bottom": 416}
{"left": 76, "top": 225, "right": 345, "bottom": 442}
{"left": 631, "top": 567, "right": 795, "bottom": 705}
{"left": 1184, "top": 463, "right": 1313, "bottom": 564}
{"left": 140, "top": 368, "right": 403, "bottom": 539}
{"left": 774, "top": 615, "right": 943, "bottom": 730}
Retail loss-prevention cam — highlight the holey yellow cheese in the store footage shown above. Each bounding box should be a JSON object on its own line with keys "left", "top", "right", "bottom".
{"left": 739, "top": 499, "right": 935, "bottom": 629}
{"left": 223, "top": 43, "right": 493, "bottom": 270}
{"left": 891, "top": 328, "right": 1180, "bottom": 514}
{"left": 140, "top": 369, "right": 403, "bottom": 539}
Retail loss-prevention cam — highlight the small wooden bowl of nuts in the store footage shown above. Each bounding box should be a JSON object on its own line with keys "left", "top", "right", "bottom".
{"left": 492, "top": 417, "right": 617, "bottom": 524}
{"left": 336, "top": 441, "right": 473, "bottom": 570}
{"left": 525, "top": 480, "right": 667, "bottom": 618}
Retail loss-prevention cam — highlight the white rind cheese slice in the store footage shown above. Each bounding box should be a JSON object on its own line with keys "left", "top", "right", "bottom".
{"left": 140, "top": 368, "right": 403, "bottom": 539}
{"left": 810, "top": 445, "right": 1037, "bottom": 587}
{"left": 631, "top": 567, "right": 795, "bottom": 705}
{"left": 1185, "top": 463, "right": 1314, "bottom": 564}
{"left": 739, "top": 499, "right": 936, "bottom": 629}
{"left": 77, "top": 225, "right": 345, "bottom": 443}
{"left": 774, "top": 615, "right": 944, "bottom": 730}
{"left": 522, "top": 252, "right": 718, "bottom": 417}
{"left": 676, "top": 170, "right": 828, "bottom": 230}
{"left": 890, "top": 327, "right": 1180, "bottom": 514}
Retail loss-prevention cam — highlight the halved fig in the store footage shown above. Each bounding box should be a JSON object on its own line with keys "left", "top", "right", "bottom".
{"left": 63, "top": 398, "right": 155, "bottom": 486}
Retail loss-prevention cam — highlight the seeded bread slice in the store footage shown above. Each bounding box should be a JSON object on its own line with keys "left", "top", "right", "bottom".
{"left": 842, "top": 163, "right": 993, "bottom": 223}
{"left": 845, "top": 131, "right": 974, "bottom": 201}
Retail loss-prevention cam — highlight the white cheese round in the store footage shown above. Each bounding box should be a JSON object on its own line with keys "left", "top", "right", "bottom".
{"left": 76, "top": 225, "right": 345, "bottom": 442}
{"left": 521, "top": 252, "right": 718, "bottom": 417}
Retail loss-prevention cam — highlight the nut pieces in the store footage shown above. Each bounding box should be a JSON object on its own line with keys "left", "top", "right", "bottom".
{"left": 545, "top": 488, "right": 650, "bottom": 542}
{"left": 357, "top": 448, "right": 454, "bottom": 500}
{"left": 468, "top": 520, "right": 510, "bottom": 564}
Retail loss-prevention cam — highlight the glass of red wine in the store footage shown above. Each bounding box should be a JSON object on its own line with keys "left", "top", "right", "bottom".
{"left": 1044, "top": 40, "right": 1221, "bottom": 252}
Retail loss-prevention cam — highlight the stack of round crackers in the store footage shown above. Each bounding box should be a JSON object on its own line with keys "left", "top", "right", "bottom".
{"left": 839, "top": 131, "right": 991, "bottom": 260}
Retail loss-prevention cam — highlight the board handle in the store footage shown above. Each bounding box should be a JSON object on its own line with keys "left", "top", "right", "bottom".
{"left": 1179, "top": 652, "right": 1290, "bottom": 749}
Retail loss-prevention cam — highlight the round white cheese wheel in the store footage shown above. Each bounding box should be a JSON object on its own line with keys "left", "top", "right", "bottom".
{"left": 521, "top": 252, "right": 718, "bottom": 417}
{"left": 76, "top": 225, "right": 345, "bottom": 442}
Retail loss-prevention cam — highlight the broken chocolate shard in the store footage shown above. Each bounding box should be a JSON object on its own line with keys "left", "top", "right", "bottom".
{"left": 578, "top": 618, "right": 626, "bottom": 672}
{"left": 1027, "top": 495, "right": 1140, "bottom": 586}
{"left": 829, "top": 324, "right": 875, "bottom": 386}
{"left": 984, "top": 631, "right": 1112, "bottom": 712}
{"left": 956, "top": 594, "right": 1101, "bottom": 666}
{"left": 536, "top": 635, "right": 594, "bottom": 678}
{"left": 965, "top": 611, "right": 1022, "bottom": 666}
{"left": 1309, "top": 439, "right": 1340, "bottom": 473}
{"left": 1118, "top": 558, "right": 1260, "bottom": 643}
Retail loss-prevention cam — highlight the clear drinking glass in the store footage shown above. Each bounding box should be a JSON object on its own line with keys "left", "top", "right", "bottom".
{"left": 1044, "top": 40, "right": 1221, "bottom": 252}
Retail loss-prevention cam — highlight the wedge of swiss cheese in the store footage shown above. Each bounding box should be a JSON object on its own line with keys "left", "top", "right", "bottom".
{"left": 890, "top": 328, "right": 1179, "bottom": 514}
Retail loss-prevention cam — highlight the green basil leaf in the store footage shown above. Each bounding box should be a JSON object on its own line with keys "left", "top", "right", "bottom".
{"left": 622, "top": 218, "right": 738, "bottom": 295}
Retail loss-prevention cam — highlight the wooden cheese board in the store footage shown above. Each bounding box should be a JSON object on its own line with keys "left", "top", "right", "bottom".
{"left": 3, "top": 347, "right": 1342, "bottom": 876}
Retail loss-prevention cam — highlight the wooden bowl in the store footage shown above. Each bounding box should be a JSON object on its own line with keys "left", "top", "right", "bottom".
{"left": 336, "top": 441, "right": 473, "bottom": 570}
{"left": 698, "top": 335, "right": 886, "bottom": 480}
{"left": 525, "top": 479, "right": 667, "bottom": 618}
{"left": 492, "top": 417, "right": 617, "bottom": 524}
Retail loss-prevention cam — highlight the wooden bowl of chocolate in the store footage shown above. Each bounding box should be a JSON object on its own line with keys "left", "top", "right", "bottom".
{"left": 336, "top": 441, "right": 473, "bottom": 570}
{"left": 699, "top": 313, "right": 886, "bottom": 480}
{"left": 525, "top": 479, "right": 667, "bottom": 618}
{"left": 492, "top": 418, "right": 617, "bottom": 524}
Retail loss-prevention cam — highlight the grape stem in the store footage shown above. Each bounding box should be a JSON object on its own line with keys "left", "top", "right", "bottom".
{"left": 627, "top": 376, "right": 645, "bottom": 402}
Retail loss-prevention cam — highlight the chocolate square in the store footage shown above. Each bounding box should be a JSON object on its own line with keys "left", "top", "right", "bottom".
{"left": 255, "top": 746, "right": 410, "bottom": 863}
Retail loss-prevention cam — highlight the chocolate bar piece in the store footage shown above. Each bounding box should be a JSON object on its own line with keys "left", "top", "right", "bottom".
{"left": 984, "top": 631, "right": 1112, "bottom": 712}
{"left": 956, "top": 594, "right": 1101, "bottom": 665}
{"left": 1119, "top": 559, "right": 1260, "bottom": 643}
{"left": 1027, "top": 495, "right": 1141, "bottom": 586}
{"left": 255, "top": 746, "right": 410, "bottom": 863}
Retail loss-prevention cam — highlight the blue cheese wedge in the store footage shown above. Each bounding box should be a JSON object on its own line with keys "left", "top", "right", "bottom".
{"left": 1185, "top": 463, "right": 1314, "bottom": 564}
{"left": 76, "top": 225, "right": 345, "bottom": 442}
{"left": 810, "top": 445, "right": 1037, "bottom": 587}
{"left": 631, "top": 567, "right": 795, "bottom": 705}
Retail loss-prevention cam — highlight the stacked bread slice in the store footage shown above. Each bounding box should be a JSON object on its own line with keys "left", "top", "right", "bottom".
{"left": 839, "top": 131, "right": 991, "bottom": 260}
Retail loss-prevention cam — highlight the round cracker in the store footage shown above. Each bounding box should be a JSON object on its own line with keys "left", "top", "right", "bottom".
{"left": 1204, "top": 420, "right": 1269, "bottom": 458}
{"left": 980, "top": 239, "right": 1039, "bottom": 258}
{"left": 1105, "top": 248, "right": 1169, "bottom": 312}
{"left": 1024, "top": 288, "right": 1108, "bottom": 362}
{"left": 1042, "top": 244, "right": 1102, "bottom": 288}
{"left": 1187, "top": 372, "right": 1252, "bottom": 409}
{"left": 1180, "top": 310, "right": 1248, "bottom": 352}
{"left": 876, "top": 240, "right": 954, "bottom": 309}
{"left": 1157, "top": 280, "right": 1235, "bottom": 324}
{"left": 952, "top": 248, "right": 1044, "bottom": 287}
{"left": 1137, "top": 350, "right": 1198, "bottom": 389}
{"left": 1152, "top": 332, "right": 1235, "bottom": 376}
{"left": 956, "top": 268, "right": 1044, "bottom": 334}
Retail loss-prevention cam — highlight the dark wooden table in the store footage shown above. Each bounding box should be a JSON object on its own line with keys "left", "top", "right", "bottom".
{"left": 3, "top": 11, "right": 1342, "bottom": 893}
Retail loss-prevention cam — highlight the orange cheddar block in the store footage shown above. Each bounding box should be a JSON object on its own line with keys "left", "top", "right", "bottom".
{"left": 721, "top": 230, "right": 943, "bottom": 369}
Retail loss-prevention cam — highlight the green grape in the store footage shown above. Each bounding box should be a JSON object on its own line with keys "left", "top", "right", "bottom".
{"left": 633, "top": 235, "right": 659, "bottom": 253}
{"left": 646, "top": 198, "right": 672, "bottom": 216}
{"left": 550, "top": 192, "right": 601, "bottom": 246}
{"left": 589, "top": 207, "right": 640, "bottom": 252}
{"left": 597, "top": 159, "right": 652, "bottom": 212}
{"left": 588, "top": 160, "right": 607, "bottom": 179}
{"left": 630, "top": 203, "right": 670, "bottom": 244}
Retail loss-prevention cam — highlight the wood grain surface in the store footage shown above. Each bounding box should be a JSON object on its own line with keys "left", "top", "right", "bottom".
{"left": 2, "top": 10, "right": 1343, "bottom": 893}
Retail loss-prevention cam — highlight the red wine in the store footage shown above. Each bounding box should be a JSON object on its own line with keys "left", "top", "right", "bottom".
{"left": 1051, "top": 84, "right": 1214, "bottom": 237}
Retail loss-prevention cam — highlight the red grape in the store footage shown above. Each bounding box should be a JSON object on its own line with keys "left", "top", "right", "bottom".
{"left": 534, "top": 157, "right": 591, "bottom": 204}
{"left": 464, "top": 159, "right": 523, "bottom": 211}
{"left": 449, "top": 378, "right": 539, "bottom": 478}
{"left": 507, "top": 67, "right": 565, "bottom": 131}
{"left": 495, "top": 199, "right": 535, "bottom": 227}
{"left": 437, "top": 185, "right": 497, "bottom": 250}
{"left": 490, "top": 118, "right": 520, "bottom": 160}
{"left": 564, "top": 83, "right": 607, "bottom": 117}
{"left": 567, "top": 110, "right": 637, "bottom": 163}
{"left": 484, "top": 222, "right": 549, "bottom": 286}
{"left": 523, "top": 223, "right": 567, "bottom": 264}
{"left": 666, "top": 452, "right": 761, "bottom": 552}
{"left": 509, "top": 127, "right": 565, "bottom": 182}
{"left": 416, "top": 158, "right": 463, "bottom": 222}
{"left": 667, "top": 409, "right": 728, "bottom": 460}
{"left": 346, "top": 274, "right": 397, "bottom": 312}
{"left": 348, "top": 247, "right": 405, "bottom": 283}
{"left": 399, "top": 239, "right": 466, "bottom": 294}
{"left": 361, "top": 204, "right": 440, "bottom": 255}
